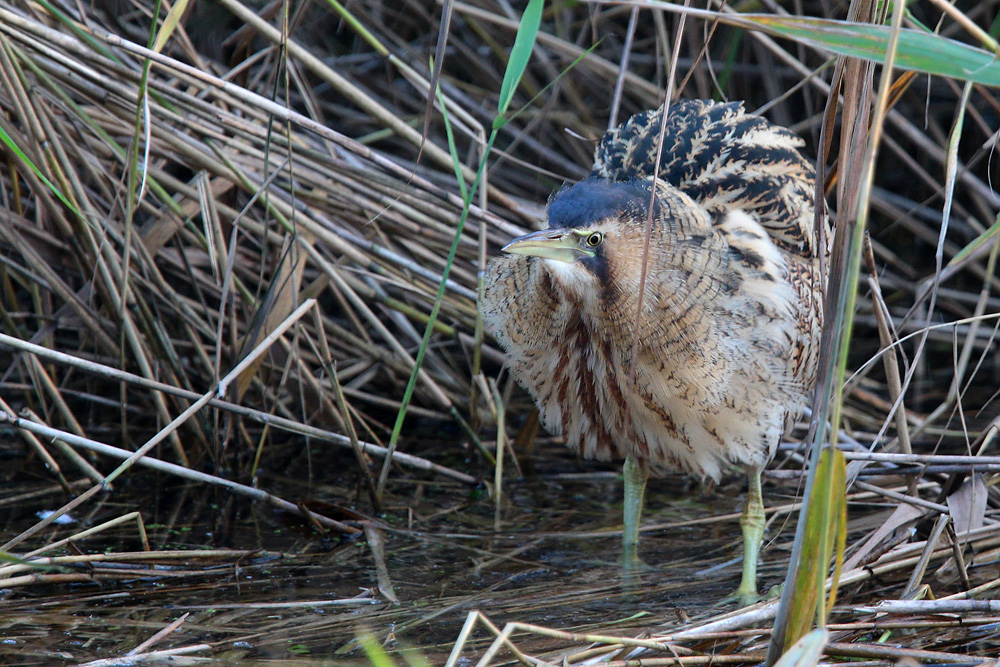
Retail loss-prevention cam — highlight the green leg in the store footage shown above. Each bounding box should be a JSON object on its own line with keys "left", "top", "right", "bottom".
{"left": 622, "top": 454, "right": 648, "bottom": 568}
{"left": 735, "top": 467, "right": 765, "bottom": 605}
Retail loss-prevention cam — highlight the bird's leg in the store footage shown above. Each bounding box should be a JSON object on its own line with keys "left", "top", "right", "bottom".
{"left": 735, "top": 467, "right": 765, "bottom": 605}
{"left": 622, "top": 454, "right": 648, "bottom": 568}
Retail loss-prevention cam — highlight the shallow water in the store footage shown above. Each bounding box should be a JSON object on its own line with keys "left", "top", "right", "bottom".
{"left": 0, "top": 446, "right": 771, "bottom": 665}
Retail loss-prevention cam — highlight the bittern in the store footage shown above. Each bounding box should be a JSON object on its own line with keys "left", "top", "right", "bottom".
{"left": 480, "top": 100, "right": 826, "bottom": 603}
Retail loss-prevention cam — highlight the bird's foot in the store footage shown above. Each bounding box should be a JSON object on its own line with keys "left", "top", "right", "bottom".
{"left": 716, "top": 585, "right": 764, "bottom": 609}
{"left": 716, "top": 581, "right": 780, "bottom": 608}
{"left": 621, "top": 547, "right": 652, "bottom": 571}
{"left": 620, "top": 548, "right": 654, "bottom": 595}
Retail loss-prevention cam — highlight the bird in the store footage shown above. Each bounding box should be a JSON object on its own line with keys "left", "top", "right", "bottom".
{"left": 479, "top": 99, "right": 826, "bottom": 604}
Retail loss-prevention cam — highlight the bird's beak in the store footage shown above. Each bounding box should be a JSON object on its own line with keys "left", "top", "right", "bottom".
{"left": 501, "top": 229, "right": 591, "bottom": 264}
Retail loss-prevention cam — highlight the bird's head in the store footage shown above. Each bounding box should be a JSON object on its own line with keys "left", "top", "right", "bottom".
{"left": 501, "top": 178, "right": 661, "bottom": 294}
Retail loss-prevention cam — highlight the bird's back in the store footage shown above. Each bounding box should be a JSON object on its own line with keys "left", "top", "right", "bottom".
{"left": 593, "top": 100, "right": 823, "bottom": 260}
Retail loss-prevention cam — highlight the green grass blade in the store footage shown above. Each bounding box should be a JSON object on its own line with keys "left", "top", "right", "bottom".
{"left": 827, "top": 451, "right": 847, "bottom": 614}
{"left": 732, "top": 14, "right": 1000, "bottom": 85}
{"left": 152, "top": 0, "right": 193, "bottom": 53}
{"left": 379, "top": 131, "right": 496, "bottom": 497}
{"left": 433, "top": 68, "right": 469, "bottom": 202}
{"left": 33, "top": 0, "right": 123, "bottom": 65}
{"left": 0, "top": 125, "right": 82, "bottom": 220}
{"left": 381, "top": 0, "right": 544, "bottom": 497}
{"left": 501, "top": 41, "right": 602, "bottom": 129}
{"left": 0, "top": 551, "right": 64, "bottom": 571}
{"left": 948, "top": 213, "right": 1000, "bottom": 267}
{"left": 496, "top": 0, "right": 544, "bottom": 119}
{"left": 784, "top": 448, "right": 847, "bottom": 646}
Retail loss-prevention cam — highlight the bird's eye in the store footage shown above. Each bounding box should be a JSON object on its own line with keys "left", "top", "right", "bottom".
{"left": 585, "top": 232, "right": 604, "bottom": 247}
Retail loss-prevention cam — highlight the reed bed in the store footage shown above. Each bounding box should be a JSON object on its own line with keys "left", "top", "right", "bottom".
{"left": 1, "top": 0, "right": 999, "bottom": 664}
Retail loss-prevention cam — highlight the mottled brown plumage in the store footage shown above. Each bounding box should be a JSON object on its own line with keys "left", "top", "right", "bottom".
{"left": 479, "top": 99, "right": 827, "bottom": 601}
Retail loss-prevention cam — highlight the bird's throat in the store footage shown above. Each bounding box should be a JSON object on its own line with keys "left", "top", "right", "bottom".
{"left": 542, "top": 257, "right": 597, "bottom": 303}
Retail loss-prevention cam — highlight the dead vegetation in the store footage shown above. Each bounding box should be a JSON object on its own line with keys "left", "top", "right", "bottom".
{"left": 1, "top": 0, "right": 999, "bottom": 664}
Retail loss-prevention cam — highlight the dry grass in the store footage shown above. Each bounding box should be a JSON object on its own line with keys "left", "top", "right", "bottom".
{"left": 1, "top": 0, "right": 999, "bottom": 664}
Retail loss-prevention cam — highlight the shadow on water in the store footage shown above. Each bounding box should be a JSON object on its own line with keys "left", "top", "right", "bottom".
{"left": 0, "top": 442, "right": 767, "bottom": 665}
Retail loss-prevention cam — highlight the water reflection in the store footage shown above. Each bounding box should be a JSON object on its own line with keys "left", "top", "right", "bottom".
{"left": 1, "top": 453, "right": 750, "bottom": 664}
